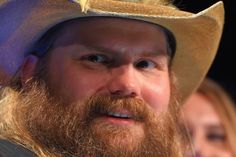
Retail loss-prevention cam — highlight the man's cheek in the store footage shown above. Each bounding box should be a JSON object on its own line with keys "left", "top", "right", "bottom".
{"left": 142, "top": 85, "right": 170, "bottom": 113}
{"left": 68, "top": 77, "right": 108, "bottom": 99}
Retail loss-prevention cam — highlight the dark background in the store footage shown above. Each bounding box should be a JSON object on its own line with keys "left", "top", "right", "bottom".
{"left": 173, "top": 0, "right": 236, "bottom": 103}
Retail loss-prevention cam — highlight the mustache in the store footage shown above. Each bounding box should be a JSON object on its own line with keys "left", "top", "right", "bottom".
{"left": 84, "top": 96, "right": 152, "bottom": 123}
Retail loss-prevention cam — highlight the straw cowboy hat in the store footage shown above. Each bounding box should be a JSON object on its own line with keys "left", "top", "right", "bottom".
{"left": 0, "top": 0, "right": 224, "bottom": 102}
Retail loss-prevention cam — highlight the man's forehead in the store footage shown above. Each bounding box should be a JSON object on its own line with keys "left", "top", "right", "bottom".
{"left": 51, "top": 17, "right": 169, "bottom": 55}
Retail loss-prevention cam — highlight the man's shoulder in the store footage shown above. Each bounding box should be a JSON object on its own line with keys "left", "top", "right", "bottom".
{"left": 0, "top": 139, "right": 36, "bottom": 157}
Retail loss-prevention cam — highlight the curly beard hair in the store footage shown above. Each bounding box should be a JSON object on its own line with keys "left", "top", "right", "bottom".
{"left": 0, "top": 76, "right": 184, "bottom": 157}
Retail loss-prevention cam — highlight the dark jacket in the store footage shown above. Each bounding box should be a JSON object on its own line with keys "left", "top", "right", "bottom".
{"left": 0, "top": 140, "right": 36, "bottom": 157}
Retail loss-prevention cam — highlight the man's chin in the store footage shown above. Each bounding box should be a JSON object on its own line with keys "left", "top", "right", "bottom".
{"left": 89, "top": 117, "right": 145, "bottom": 152}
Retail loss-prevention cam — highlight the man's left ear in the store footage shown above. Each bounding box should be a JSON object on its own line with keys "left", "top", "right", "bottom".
{"left": 20, "top": 55, "right": 39, "bottom": 86}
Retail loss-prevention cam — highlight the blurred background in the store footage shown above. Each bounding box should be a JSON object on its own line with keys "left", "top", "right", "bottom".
{"left": 173, "top": 0, "right": 236, "bottom": 103}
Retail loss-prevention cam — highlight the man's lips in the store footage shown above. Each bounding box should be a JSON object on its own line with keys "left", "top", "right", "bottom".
{"left": 106, "top": 109, "right": 133, "bottom": 119}
{"left": 95, "top": 109, "right": 136, "bottom": 125}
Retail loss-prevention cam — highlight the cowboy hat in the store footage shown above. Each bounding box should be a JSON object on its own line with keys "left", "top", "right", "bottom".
{"left": 0, "top": 0, "right": 224, "bottom": 102}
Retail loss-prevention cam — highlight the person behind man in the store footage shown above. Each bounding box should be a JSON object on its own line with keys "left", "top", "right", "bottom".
{"left": 181, "top": 78, "right": 236, "bottom": 157}
{"left": 0, "top": 0, "right": 224, "bottom": 157}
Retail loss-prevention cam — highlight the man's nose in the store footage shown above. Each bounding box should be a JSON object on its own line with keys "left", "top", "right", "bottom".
{"left": 107, "top": 65, "right": 141, "bottom": 98}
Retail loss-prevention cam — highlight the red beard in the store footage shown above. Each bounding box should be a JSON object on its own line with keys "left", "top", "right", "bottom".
{"left": 2, "top": 82, "right": 182, "bottom": 157}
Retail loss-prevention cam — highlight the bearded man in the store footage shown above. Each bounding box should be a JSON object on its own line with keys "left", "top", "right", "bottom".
{"left": 0, "top": 0, "right": 224, "bottom": 157}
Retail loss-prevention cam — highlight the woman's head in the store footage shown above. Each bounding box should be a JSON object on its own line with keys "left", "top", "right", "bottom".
{"left": 182, "top": 78, "right": 236, "bottom": 157}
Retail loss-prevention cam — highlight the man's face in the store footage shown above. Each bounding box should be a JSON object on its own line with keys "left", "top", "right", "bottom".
{"left": 18, "top": 18, "right": 176, "bottom": 156}
{"left": 46, "top": 18, "right": 171, "bottom": 113}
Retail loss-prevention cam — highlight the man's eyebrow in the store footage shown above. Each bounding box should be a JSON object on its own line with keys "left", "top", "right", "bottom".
{"left": 78, "top": 43, "right": 169, "bottom": 57}
{"left": 80, "top": 44, "right": 118, "bottom": 55}
{"left": 139, "top": 50, "right": 169, "bottom": 57}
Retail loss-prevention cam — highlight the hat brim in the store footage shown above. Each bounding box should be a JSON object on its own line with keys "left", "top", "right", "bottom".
{"left": 0, "top": 0, "right": 224, "bottom": 102}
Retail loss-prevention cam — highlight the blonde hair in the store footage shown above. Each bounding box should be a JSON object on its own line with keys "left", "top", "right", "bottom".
{"left": 197, "top": 78, "right": 236, "bottom": 156}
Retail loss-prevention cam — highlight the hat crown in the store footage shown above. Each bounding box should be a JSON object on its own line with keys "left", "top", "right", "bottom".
{"left": 70, "top": 0, "right": 175, "bottom": 12}
{"left": 111, "top": 0, "right": 173, "bottom": 5}
{"left": 71, "top": 0, "right": 173, "bottom": 6}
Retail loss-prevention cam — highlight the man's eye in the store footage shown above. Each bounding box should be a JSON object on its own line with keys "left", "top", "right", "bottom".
{"left": 135, "top": 59, "right": 156, "bottom": 69}
{"left": 81, "top": 54, "right": 108, "bottom": 64}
